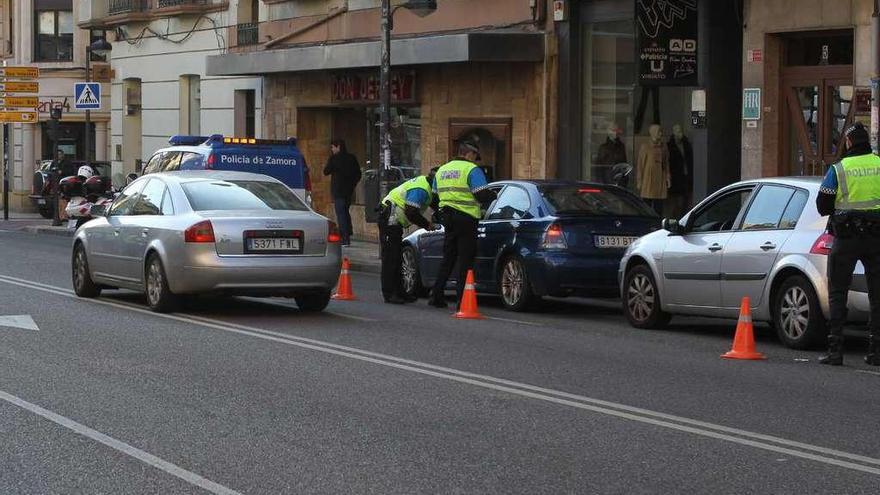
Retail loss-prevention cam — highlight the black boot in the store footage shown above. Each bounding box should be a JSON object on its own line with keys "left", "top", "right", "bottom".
{"left": 865, "top": 334, "right": 880, "bottom": 366}
{"left": 819, "top": 335, "right": 843, "bottom": 366}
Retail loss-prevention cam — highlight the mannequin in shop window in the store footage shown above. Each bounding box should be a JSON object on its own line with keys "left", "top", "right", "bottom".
{"left": 637, "top": 124, "right": 670, "bottom": 215}
{"left": 667, "top": 123, "right": 693, "bottom": 217}
{"left": 596, "top": 122, "right": 627, "bottom": 183}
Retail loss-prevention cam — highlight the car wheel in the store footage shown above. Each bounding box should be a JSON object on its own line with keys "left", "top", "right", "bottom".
{"left": 296, "top": 290, "right": 331, "bottom": 312}
{"left": 623, "top": 264, "right": 671, "bottom": 329}
{"left": 401, "top": 245, "right": 426, "bottom": 299}
{"left": 145, "top": 254, "right": 178, "bottom": 313}
{"left": 72, "top": 243, "right": 101, "bottom": 298}
{"left": 38, "top": 205, "right": 53, "bottom": 219}
{"left": 499, "top": 256, "right": 534, "bottom": 312}
{"left": 773, "top": 275, "right": 825, "bottom": 349}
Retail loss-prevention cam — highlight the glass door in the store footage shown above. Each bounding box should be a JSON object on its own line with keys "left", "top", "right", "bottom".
{"left": 782, "top": 66, "right": 853, "bottom": 176}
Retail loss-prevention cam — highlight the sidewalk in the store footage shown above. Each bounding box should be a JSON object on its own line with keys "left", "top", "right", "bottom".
{"left": 2, "top": 216, "right": 382, "bottom": 273}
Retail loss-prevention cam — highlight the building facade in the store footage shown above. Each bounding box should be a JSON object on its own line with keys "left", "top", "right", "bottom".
{"left": 741, "top": 0, "right": 875, "bottom": 179}
{"left": 208, "top": 0, "right": 555, "bottom": 240}
{"left": 78, "top": 0, "right": 264, "bottom": 181}
{"left": 2, "top": 0, "right": 111, "bottom": 212}
{"left": 555, "top": 0, "right": 745, "bottom": 217}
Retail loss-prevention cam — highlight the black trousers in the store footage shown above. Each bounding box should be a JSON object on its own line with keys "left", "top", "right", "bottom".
{"left": 828, "top": 235, "right": 880, "bottom": 336}
{"left": 379, "top": 206, "right": 404, "bottom": 300}
{"left": 432, "top": 207, "right": 479, "bottom": 306}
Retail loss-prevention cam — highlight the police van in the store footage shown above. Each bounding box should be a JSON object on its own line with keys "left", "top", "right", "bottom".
{"left": 141, "top": 134, "right": 312, "bottom": 202}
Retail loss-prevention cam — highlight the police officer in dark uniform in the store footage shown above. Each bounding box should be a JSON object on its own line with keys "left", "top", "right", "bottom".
{"left": 428, "top": 142, "right": 497, "bottom": 309}
{"left": 378, "top": 168, "right": 439, "bottom": 304}
{"left": 816, "top": 122, "right": 880, "bottom": 366}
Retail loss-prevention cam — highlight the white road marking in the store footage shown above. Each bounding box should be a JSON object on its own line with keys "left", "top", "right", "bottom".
{"left": 0, "top": 314, "right": 39, "bottom": 331}
{"left": 0, "top": 390, "right": 240, "bottom": 495}
{"left": 855, "top": 370, "right": 880, "bottom": 377}
{"left": 2, "top": 274, "right": 880, "bottom": 476}
{"left": 485, "top": 315, "right": 544, "bottom": 327}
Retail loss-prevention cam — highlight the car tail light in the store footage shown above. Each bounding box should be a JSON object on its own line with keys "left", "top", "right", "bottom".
{"left": 542, "top": 222, "right": 567, "bottom": 250}
{"left": 184, "top": 220, "right": 215, "bottom": 243}
{"left": 206, "top": 153, "right": 216, "bottom": 169}
{"left": 810, "top": 232, "right": 834, "bottom": 255}
{"left": 327, "top": 221, "right": 341, "bottom": 243}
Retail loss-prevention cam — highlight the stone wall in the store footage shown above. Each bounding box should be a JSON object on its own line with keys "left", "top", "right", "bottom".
{"left": 741, "top": 0, "right": 873, "bottom": 179}
{"left": 264, "top": 60, "right": 547, "bottom": 241}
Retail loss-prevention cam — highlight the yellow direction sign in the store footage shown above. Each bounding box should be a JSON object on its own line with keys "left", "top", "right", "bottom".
{"left": 0, "top": 111, "right": 38, "bottom": 123}
{"left": 0, "top": 96, "right": 38, "bottom": 108}
{"left": 0, "top": 81, "right": 39, "bottom": 93}
{"left": 0, "top": 67, "right": 40, "bottom": 79}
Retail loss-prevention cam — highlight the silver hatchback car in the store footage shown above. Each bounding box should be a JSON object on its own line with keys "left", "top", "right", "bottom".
{"left": 619, "top": 177, "right": 869, "bottom": 349}
{"left": 72, "top": 171, "right": 342, "bottom": 312}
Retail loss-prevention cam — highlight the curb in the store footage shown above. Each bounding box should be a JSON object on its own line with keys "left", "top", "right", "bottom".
{"left": 23, "top": 226, "right": 75, "bottom": 238}
{"left": 21, "top": 225, "right": 383, "bottom": 273}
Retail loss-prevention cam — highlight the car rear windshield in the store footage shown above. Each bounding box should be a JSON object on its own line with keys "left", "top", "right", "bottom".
{"left": 182, "top": 180, "right": 308, "bottom": 212}
{"left": 542, "top": 186, "right": 657, "bottom": 217}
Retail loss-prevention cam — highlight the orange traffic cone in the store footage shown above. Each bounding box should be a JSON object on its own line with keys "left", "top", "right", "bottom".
{"left": 722, "top": 296, "right": 766, "bottom": 360}
{"left": 454, "top": 270, "right": 484, "bottom": 320}
{"left": 332, "top": 257, "right": 357, "bottom": 301}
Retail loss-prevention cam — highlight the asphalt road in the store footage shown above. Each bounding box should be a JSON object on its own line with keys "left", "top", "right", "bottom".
{"left": 1, "top": 229, "right": 879, "bottom": 494}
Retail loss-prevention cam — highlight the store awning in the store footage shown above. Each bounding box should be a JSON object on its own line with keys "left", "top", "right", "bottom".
{"left": 206, "top": 31, "right": 544, "bottom": 76}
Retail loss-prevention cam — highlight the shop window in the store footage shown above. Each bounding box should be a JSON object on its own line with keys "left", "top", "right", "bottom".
{"left": 34, "top": 2, "right": 73, "bottom": 62}
{"left": 582, "top": 19, "right": 636, "bottom": 184}
{"left": 448, "top": 118, "right": 511, "bottom": 181}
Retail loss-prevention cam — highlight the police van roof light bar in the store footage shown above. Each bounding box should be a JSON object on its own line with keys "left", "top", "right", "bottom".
{"left": 168, "top": 135, "right": 211, "bottom": 146}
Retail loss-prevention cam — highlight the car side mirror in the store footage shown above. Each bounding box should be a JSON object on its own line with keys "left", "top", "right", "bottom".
{"left": 662, "top": 218, "right": 684, "bottom": 235}
{"left": 91, "top": 203, "right": 108, "bottom": 217}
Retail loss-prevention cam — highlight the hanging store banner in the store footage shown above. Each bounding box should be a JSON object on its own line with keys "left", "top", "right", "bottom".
{"left": 636, "top": 0, "right": 699, "bottom": 86}
{"left": 331, "top": 71, "right": 417, "bottom": 105}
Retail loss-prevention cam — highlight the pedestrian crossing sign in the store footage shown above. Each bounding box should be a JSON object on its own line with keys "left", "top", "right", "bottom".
{"left": 74, "top": 82, "right": 101, "bottom": 110}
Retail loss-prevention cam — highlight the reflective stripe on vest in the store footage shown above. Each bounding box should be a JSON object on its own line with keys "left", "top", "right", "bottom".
{"left": 435, "top": 160, "right": 481, "bottom": 219}
{"left": 834, "top": 154, "right": 880, "bottom": 211}
{"left": 382, "top": 175, "right": 432, "bottom": 227}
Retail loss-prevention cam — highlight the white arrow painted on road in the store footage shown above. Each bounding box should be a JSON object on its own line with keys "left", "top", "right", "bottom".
{"left": 0, "top": 315, "right": 39, "bottom": 331}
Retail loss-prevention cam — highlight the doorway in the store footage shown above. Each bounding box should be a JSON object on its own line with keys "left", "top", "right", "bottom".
{"left": 780, "top": 31, "right": 853, "bottom": 176}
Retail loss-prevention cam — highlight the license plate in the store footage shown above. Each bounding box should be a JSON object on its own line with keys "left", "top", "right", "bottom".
{"left": 37, "top": 198, "right": 46, "bottom": 205}
{"left": 594, "top": 235, "right": 638, "bottom": 249}
{"left": 247, "top": 238, "right": 300, "bottom": 251}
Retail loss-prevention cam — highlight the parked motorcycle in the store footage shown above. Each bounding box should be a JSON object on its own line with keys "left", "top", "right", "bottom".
{"left": 59, "top": 166, "right": 114, "bottom": 229}
{"left": 31, "top": 160, "right": 112, "bottom": 219}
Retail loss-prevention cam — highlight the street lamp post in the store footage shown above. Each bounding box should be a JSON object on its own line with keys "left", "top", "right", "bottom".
{"left": 85, "top": 39, "right": 112, "bottom": 170}
{"left": 378, "top": 0, "right": 437, "bottom": 198}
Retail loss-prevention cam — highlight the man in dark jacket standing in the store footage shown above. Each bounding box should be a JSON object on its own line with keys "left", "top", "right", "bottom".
{"left": 323, "top": 139, "right": 362, "bottom": 246}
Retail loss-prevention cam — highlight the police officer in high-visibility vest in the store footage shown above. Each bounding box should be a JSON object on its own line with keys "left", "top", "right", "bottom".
{"left": 428, "top": 141, "right": 497, "bottom": 309}
{"left": 816, "top": 122, "right": 880, "bottom": 366}
{"left": 378, "top": 168, "right": 439, "bottom": 304}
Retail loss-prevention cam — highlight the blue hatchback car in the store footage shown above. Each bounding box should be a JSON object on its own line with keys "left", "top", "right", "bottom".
{"left": 142, "top": 135, "right": 311, "bottom": 201}
{"left": 401, "top": 180, "right": 659, "bottom": 311}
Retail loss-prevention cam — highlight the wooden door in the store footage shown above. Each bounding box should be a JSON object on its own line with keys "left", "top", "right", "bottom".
{"left": 781, "top": 66, "right": 853, "bottom": 176}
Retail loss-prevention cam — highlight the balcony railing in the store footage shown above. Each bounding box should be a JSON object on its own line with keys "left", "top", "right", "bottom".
{"left": 109, "top": 0, "right": 147, "bottom": 15}
{"left": 157, "top": 0, "right": 208, "bottom": 8}
{"left": 236, "top": 23, "right": 259, "bottom": 46}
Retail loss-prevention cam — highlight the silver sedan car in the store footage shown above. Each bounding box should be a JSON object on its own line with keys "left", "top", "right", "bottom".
{"left": 72, "top": 171, "right": 342, "bottom": 312}
{"left": 620, "top": 177, "right": 868, "bottom": 349}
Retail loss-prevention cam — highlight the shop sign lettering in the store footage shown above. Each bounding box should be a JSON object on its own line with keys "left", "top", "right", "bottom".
{"left": 637, "top": 0, "right": 698, "bottom": 86}
{"left": 331, "top": 72, "right": 416, "bottom": 104}
{"left": 37, "top": 97, "right": 71, "bottom": 115}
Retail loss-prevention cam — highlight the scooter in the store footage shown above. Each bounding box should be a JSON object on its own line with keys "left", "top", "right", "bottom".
{"left": 59, "top": 166, "right": 114, "bottom": 229}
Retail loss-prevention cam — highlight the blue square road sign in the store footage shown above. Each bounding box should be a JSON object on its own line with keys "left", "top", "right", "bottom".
{"left": 74, "top": 82, "right": 101, "bottom": 110}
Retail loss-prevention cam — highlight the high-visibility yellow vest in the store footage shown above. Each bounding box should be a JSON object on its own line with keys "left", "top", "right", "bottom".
{"left": 435, "top": 160, "right": 481, "bottom": 219}
{"left": 833, "top": 154, "right": 880, "bottom": 211}
{"left": 382, "top": 175, "right": 432, "bottom": 227}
